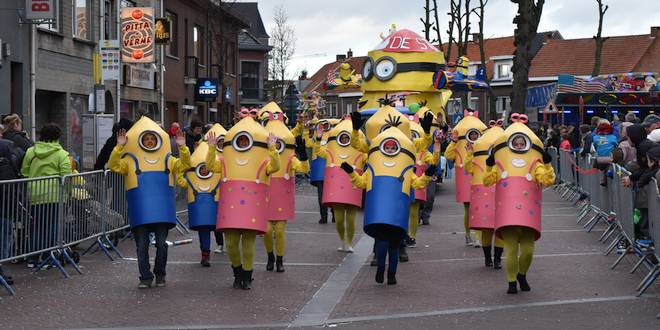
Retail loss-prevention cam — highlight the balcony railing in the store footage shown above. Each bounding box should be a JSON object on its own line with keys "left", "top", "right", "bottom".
{"left": 185, "top": 56, "right": 199, "bottom": 84}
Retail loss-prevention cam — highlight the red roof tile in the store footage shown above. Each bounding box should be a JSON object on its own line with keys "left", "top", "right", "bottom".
{"left": 530, "top": 34, "right": 657, "bottom": 78}
{"left": 439, "top": 36, "right": 517, "bottom": 79}
{"left": 303, "top": 56, "right": 367, "bottom": 94}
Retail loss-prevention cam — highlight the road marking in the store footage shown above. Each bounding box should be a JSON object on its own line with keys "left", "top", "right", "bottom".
{"left": 119, "top": 258, "right": 338, "bottom": 267}
{"left": 74, "top": 322, "right": 289, "bottom": 330}
{"left": 415, "top": 228, "right": 603, "bottom": 236}
{"left": 407, "top": 251, "right": 602, "bottom": 264}
{"left": 324, "top": 295, "right": 659, "bottom": 325}
{"left": 288, "top": 235, "right": 373, "bottom": 328}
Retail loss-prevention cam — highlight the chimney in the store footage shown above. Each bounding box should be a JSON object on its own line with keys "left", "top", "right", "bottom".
{"left": 347, "top": 48, "right": 353, "bottom": 58}
{"left": 652, "top": 26, "right": 660, "bottom": 36}
{"left": 336, "top": 54, "right": 346, "bottom": 62}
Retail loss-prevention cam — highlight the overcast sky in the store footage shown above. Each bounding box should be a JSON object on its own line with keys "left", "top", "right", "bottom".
{"left": 240, "top": 0, "right": 660, "bottom": 78}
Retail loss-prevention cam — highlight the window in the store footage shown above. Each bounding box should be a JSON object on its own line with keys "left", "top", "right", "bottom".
{"left": 496, "top": 63, "right": 511, "bottom": 80}
{"left": 447, "top": 98, "right": 462, "bottom": 115}
{"left": 37, "top": 0, "right": 59, "bottom": 31}
{"left": 193, "top": 25, "right": 204, "bottom": 65}
{"left": 166, "top": 11, "right": 178, "bottom": 57}
{"left": 121, "top": 0, "right": 135, "bottom": 7}
{"left": 327, "top": 103, "right": 338, "bottom": 117}
{"left": 469, "top": 97, "right": 479, "bottom": 112}
{"left": 73, "top": 0, "right": 89, "bottom": 39}
{"left": 241, "top": 62, "right": 260, "bottom": 99}
{"left": 346, "top": 102, "right": 353, "bottom": 114}
{"left": 496, "top": 96, "right": 511, "bottom": 113}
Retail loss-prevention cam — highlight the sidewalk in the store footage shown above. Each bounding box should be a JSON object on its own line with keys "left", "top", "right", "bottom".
{"left": 0, "top": 182, "right": 658, "bottom": 329}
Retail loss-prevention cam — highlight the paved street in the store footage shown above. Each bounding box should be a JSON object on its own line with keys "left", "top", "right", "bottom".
{"left": 1, "top": 180, "right": 658, "bottom": 329}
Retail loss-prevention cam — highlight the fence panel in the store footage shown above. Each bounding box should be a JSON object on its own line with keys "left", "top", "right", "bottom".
{"left": 103, "top": 170, "right": 129, "bottom": 235}
{"left": 60, "top": 171, "right": 107, "bottom": 248}
{"left": 648, "top": 179, "right": 660, "bottom": 256}
{"left": 612, "top": 165, "right": 635, "bottom": 241}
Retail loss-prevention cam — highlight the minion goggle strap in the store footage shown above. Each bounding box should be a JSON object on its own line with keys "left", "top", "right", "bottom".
{"left": 363, "top": 56, "right": 445, "bottom": 81}
{"left": 275, "top": 139, "right": 296, "bottom": 154}
{"left": 492, "top": 133, "right": 543, "bottom": 155}
{"left": 368, "top": 138, "right": 416, "bottom": 161}
{"left": 223, "top": 132, "right": 269, "bottom": 152}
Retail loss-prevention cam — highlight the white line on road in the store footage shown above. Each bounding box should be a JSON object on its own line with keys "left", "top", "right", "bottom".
{"left": 408, "top": 251, "right": 602, "bottom": 264}
{"left": 119, "top": 258, "right": 337, "bottom": 267}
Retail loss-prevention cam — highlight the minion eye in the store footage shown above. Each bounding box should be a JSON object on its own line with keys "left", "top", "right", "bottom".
{"left": 411, "top": 130, "right": 421, "bottom": 140}
{"left": 232, "top": 132, "right": 253, "bottom": 152}
{"left": 380, "top": 138, "right": 401, "bottom": 157}
{"left": 195, "top": 163, "right": 213, "bottom": 179}
{"left": 466, "top": 129, "right": 481, "bottom": 143}
{"left": 275, "top": 139, "right": 286, "bottom": 154}
{"left": 337, "top": 131, "right": 351, "bottom": 147}
{"left": 362, "top": 57, "right": 374, "bottom": 80}
{"left": 216, "top": 136, "right": 225, "bottom": 152}
{"left": 508, "top": 133, "right": 531, "bottom": 153}
{"left": 138, "top": 131, "right": 162, "bottom": 152}
{"left": 375, "top": 57, "right": 396, "bottom": 81}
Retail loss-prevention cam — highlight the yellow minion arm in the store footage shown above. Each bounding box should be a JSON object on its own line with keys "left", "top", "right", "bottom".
{"left": 411, "top": 173, "right": 430, "bottom": 190}
{"left": 169, "top": 146, "right": 192, "bottom": 174}
{"left": 432, "top": 141, "right": 441, "bottom": 164}
{"left": 176, "top": 173, "right": 189, "bottom": 188}
{"left": 108, "top": 145, "right": 129, "bottom": 175}
{"left": 350, "top": 130, "right": 369, "bottom": 153}
{"left": 291, "top": 122, "right": 303, "bottom": 137}
{"left": 204, "top": 147, "right": 223, "bottom": 176}
{"left": 292, "top": 157, "right": 310, "bottom": 173}
{"left": 464, "top": 154, "right": 475, "bottom": 174}
{"left": 313, "top": 141, "right": 329, "bottom": 160}
{"left": 348, "top": 171, "right": 368, "bottom": 189}
{"left": 534, "top": 163, "right": 556, "bottom": 186}
{"left": 265, "top": 145, "right": 281, "bottom": 175}
{"left": 483, "top": 165, "right": 500, "bottom": 186}
{"left": 414, "top": 133, "right": 433, "bottom": 153}
{"left": 444, "top": 141, "right": 456, "bottom": 161}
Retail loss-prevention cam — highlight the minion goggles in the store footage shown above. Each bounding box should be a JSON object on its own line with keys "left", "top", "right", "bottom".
{"left": 368, "top": 138, "right": 416, "bottom": 160}
{"left": 362, "top": 56, "right": 445, "bottom": 81}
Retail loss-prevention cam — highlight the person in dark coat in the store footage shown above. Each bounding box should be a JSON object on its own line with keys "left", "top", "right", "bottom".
{"left": 2, "top": 114, "right": 33, "bottom": 152}
{"left": 623, "top": 124, "right": 656, "bottom": 239}
{"left": 185, "top": 119, "right": 204, "bottom": 153}
{"left": 94, "top": 118, "right": 133, "bottom": 170}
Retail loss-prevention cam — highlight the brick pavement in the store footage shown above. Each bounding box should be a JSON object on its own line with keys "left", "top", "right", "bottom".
{"left": 0, "top": 181, "right": 658, "bottom": 329}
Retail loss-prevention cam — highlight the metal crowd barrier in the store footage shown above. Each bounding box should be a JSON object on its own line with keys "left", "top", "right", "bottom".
{"left": 553, "top": 153, "right": 659, "bottom": 296}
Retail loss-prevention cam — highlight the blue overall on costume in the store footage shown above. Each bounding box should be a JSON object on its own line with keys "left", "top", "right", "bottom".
{"left": 310, "top": 157, "right": 326, "bottom": 182}
{"left": 185, "top": 176, "right": 220, "bottom": 231}
{"left": 363, "top": 165, "right": 414, "bottom": 241}
{"left": 123, "top": 153, "right": 176, "bottom": 229}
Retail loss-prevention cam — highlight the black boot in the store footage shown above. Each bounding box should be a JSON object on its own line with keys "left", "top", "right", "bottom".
{"left": 276, "top": 256, "right": 285, "bottom": 273}
{"left": 482, "top": 246, "right": 493, "bottom": 267}
{"left": 266, "top": 252, "right": 275, "bottom": 271}
{"left": 375, "top": 267, "right": 385, "bottom": 283}
{"left": 241, "top": 269, "right": 253, "bottom": 290}
{"left": 493, "top": 247, "right": 503, "bottom": 269}
{"left": 399, "top": 246, "right": 409, "bottom": 262}
{"left": 387, "top": 271, "right": 397, "bottom": 285}
{"left": 331, "top": 209, "right": 336, "bottom": 223}
{"left": 370, "top": 254, "right": 378, "bottom": 267}
{"left": 517, "top": 273, "right": 531, "bottom": 291}
{"left": 507, "top": 281, "right": 518, "bottom": 294}
{"left": 232, "top": 265, "right": 243, "bottom": 289}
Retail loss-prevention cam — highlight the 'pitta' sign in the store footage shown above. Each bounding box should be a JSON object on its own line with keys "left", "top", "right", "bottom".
{"left": 121, "top": 7, "right": 154, "bottom": 63}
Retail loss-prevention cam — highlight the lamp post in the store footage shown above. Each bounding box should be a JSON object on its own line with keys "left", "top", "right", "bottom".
{"left": 283, "top": 83, "right": 300, "bottom": 127}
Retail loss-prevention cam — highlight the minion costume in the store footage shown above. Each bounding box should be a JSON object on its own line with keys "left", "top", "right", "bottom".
{"left": 463, "top": 124, "right": 505, "bottom": 268}
{"left": 309, "top": 118, "right": 340, "bottom": 224}
{"left": 263, "top": 108, "right": 310, "bottom": 273}
{"left": 314, "top": 117, "right": 367, "bottom": 252}
{"left": 407, "top": 116, "right": 440, "bottom": 248}
{"left": 108, "top": 116, "right": 191, "bottom": 287}
{"left": 205, "top": 117, "right": 280, "bottom": 290}
{"left": 176, "top": 141, "right": 222, "bottom": 267}
{"left": 444, "top": 110, "right": 487, "bottom": 245}
{"left": 340, "top": 127, "right": 432, "bottom": 285}
{"left": 483, "top": 114, "right": 555, "bottom": 294}
{"left": 205, "top": 124, "right": 228, "bottom": 253}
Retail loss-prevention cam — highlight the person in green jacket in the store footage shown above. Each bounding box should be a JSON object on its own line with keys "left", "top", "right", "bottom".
{"left": 20, "top": 123, "right": 72, "bottom": 267}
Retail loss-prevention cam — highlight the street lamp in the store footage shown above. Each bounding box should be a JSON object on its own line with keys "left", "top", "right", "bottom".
{"left": 283, "top": 83, "right": 300, "bottom": 127}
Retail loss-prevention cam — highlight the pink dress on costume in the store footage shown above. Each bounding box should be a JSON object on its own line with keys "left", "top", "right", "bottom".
{"left": 413, "top": 153, "right": 428, "bottom": 202}
{"left": 469, "top": 159, "right": 496, "bottom": 230}
{"left": 494, "top": 160, "right": 543, "bottom": 240}
{"left": 216, "top": 159, "right": 270, "bottom": 234}
{"left": 267, "top": 154, "right": 296, "bottom": 221}
{"left": 322, "top": 152, "right": 364, "bottom": 208}
{"left": 454, "top": 150, "right": 472, "bottom": 203}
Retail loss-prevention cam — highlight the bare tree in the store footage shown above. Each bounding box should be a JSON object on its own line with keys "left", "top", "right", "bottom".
{"left": 420, "top": 0, "right": 434, "bottom": 41}
{"left": 269, "top": 6, "right": 296, "bottom": 103}
{"left": 510, "top": 0, "right": 545, "bottom": 114}
{"left": 432, "top": 0, "right": 445, "bottom": 61}
{"left": 592, "top": 0, "right": 609, "bottom": 76}
{"left": 474, "top": 0, "right": 498, "bottom": 120}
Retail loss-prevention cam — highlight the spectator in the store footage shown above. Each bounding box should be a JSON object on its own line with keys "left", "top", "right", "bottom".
{"left": 20, "top": 123, "right": 73, "bottom": 267}
{"left": 186, "top": 119, "right": 204, "bottom": 153}
{"left": 2, "top": 113, "right": 33, "bottom": 153}
{"left": 0, "top": 124, "right": 23, "bottom": 285}
{"left": 579, "top": 125, "right": 593, "bottom": 157}
{"left": 593, "top": 120, "right": 618, "bottom": 186}
{"left": 641, "top": 114, "right": 660, "bottom": 134}
{"left": 94, "top": 118, "right": 133, "bottom": 170}
{"left": 613, "top": 123, "right": 636, "bottom": 166}
{"left": 624, "top": 112, "right": 638, "bottom": 124}
{"left": 559, "top": 127, "right": 572, "bottom": 150}
{"left": 647, "top": 128, "right": 660, "bottom": 143}
{"left": 168, "top": 122, "right": 181, "bottom": 157}
{"left": 590, "top": 116, "right": 602, "bottom": 130}
{"left": 636, "top": 146, "right": 660, "bottom": 240}
{"left": 623, "top": 124, "right": 655, "bottom": 239}
{"left": 420, "top": 128, "right": 447, "bottom": 225}
{"left": 568, "top": 125, "right": 581, "bottom": 151}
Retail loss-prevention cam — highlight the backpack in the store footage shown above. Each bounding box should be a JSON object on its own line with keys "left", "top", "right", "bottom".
{"left": 0, "top": 140, "right": 25, "bottom": 180}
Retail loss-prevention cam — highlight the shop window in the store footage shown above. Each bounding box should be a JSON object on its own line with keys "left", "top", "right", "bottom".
{"left": 73, "top": 0, "right": 89, "bottom": 40}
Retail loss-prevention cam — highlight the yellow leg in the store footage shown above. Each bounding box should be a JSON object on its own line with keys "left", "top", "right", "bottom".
{"left": 334, "top": 205, "right": 346, "bottom": 242}
{"left": 481, "top": 228, "right": 494, "bottom": 247}
{"left": 345, "top": 206, "right": 356, "bottom": 245}
{"left": 409, "top": 201, "right": 420, "bottom": 239}
{"left": 274, "top": 221, "right": 286, "bottom": 257}
{"left": 501, "top": 227, "right": 521, "bottom": 282}
{"left": 494, "top": 236, "right": 505, "bottom": 248}
{"left": 224, "top": 229, "right": 242, "bottom": 268}
{"left": 263, "top": 221, "right": 274, "bottom": 253}
{"left": 463, "top": 203, "right": 470, "bottom": 238}
{"left": 474, "top": 230, "right": 482, "bottom": 243}
{"left": 518, "top": 228, "right": 536, "bottom": 275}
{"left": 241, "top": 230, "right": 256, "bottom": 271}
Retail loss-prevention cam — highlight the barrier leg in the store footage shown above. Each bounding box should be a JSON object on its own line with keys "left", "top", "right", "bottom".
{"left": 0, "top": 274, "right": 15, "bottom": 295}
{"left": 35, "top": 251, "right": 70, "bottom": 278}
{"left": 586, "top": 213, "right": 605, "bottom": 232}
{"left": 101, "top": 235, "right": 124, "bottom": 259}
{"left": 174, "top": 216, "right": 188, "bottom": 235}
{"left": 599, "top": 222, "right": 617, "bottom": 242}
{"left": 60, "top": 248, "right": 82, "bottom": 275}
{"left": 635, "top": 266, "right": 659, "bottom": 297}
{"left": 604, "top": 233, "right": 623, "bottom": 256}
{"left": 610, "top": 246, "right": 630, "bottom": 270}
{"left": 636, "top": 264, "right": 658, "bottom": 291}
{"left": 630, "top": 254, "right": 649, "bottom": 274}
{"left": 582, "top": 211, "right": 601, "bottom": 229}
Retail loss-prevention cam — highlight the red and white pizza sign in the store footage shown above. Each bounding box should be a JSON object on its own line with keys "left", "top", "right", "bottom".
{"left": 375, "top": 29, "right": 439, "bottom": 53}
{"left": 121, "top": 7, "right": 154, "bottom": 63}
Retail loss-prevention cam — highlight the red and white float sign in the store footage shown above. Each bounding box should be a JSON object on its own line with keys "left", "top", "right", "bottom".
{"left": 374, "top": 29, "right": 439, "bottom": 53}
{"left": 121, "top": 7, "right": 154, "bottom": 63}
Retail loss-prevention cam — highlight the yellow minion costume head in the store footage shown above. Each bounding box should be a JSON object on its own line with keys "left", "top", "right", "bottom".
{"left": 223, "top": 117, "right": 273, "bottom": 183}
{"left": 265, "top": 113, "right": 295, "bottom": 179}
{"left": 324, "top": 117, "right": 366, "bottom": 168}
{"left": 470, "top": 126, "right": 504, "bottom": 185}
{"left": 359, "top": 28, "right": 450, "bottom": 120}
{"left": 184, "top": 142, "right": 222, "bottom": 204}
{"left": 122, "top": 116, "right": 173, "bottom": 190}
{"left": 491, "top": 114, "right": 544, "bottom": 179}
{"left": 452, "top": 110, "right": 487, "bottom": 159}
{"left": 364, "top": 105, "right": 411, "bottom": 143}
{"left": 258, "top": 101, "right": 285, "bottom": 126}
{"left": 204, "top": 123, "right": 227, "bottom": 158}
